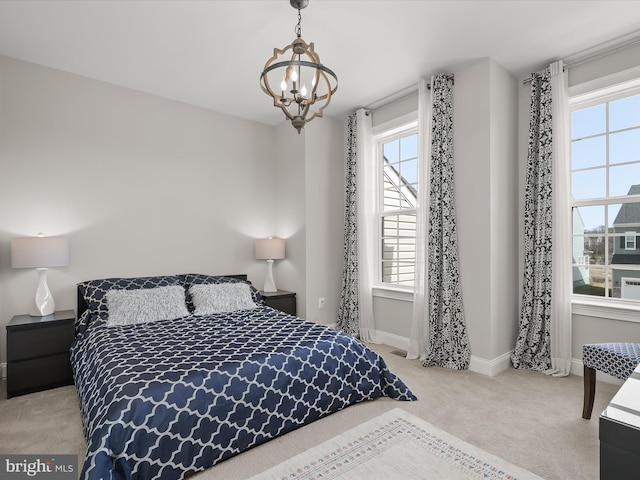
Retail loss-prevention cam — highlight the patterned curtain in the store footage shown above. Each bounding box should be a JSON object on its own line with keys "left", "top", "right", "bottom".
{"left": 338, "top": 110, "right": 378, "bottom": 342}
{"left": 423, "top": 74, "right": 471, "bottom": 370}
{"left": 511, "top": 68, "right": 553, "bottom": 372}
{"left": 337, "top": 112, "right": 360, "bottom": 338}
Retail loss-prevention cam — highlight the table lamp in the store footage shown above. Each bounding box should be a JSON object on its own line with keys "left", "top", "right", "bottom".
{"left": 11, "top": 235, "right": 69, "bottom": 316}
{"left": 255, "top": 237, "right": 285, "bottom": 293}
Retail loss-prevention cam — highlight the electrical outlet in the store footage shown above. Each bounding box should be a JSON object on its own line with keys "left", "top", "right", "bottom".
{"left": 318, "top": 297, "right": 325, "bottom": 309}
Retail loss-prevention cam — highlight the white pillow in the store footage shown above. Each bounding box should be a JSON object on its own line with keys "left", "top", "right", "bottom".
{"left": 189, "top": 282, "right": 258, "bottom": 315}
{"left": 106, "top": 285, "right": 189, "bottom": 326}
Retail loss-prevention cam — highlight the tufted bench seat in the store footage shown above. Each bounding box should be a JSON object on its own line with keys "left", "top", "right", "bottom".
{"left": 582, "top": 343, "right": 640, "bottom": 419}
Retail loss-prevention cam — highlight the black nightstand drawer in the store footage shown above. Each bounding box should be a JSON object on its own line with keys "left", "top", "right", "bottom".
{"left": 261, "top": 290, "right": 296, "bottom": 316}
{"left": 6, "top": 310, "right": 75, "bottom": 398}
{"left": 266, "top": 297, "right": 296, "bottom": 315}
{"left": 8, "top": 321, "right": 74, "bottom": 361}
{"left": 7, "top": 352, "right": 74, "bottom": 396}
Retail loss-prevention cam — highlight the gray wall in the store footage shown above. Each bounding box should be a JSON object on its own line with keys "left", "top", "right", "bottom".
{"left": 273, "top": 121, "right": 306, "bottom": 316}
{"left": 457, "top": 58, "right": 520, "bottom": 367}
{"left": 304, "top": 118, "right": 346, "bottom": 325}
{"left": 0, "top": 55, "right": 345, "bottom": 366}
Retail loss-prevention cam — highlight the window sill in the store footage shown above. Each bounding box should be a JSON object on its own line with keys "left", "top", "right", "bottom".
{"left": 372, "top": 285, "right": 414, "bottom": 302}
{"left": 572, "top": 297, "right": 640, "bottom": 323}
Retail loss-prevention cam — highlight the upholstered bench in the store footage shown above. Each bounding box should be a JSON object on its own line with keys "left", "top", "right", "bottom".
{"left": 582, "top": 343, "right": 640, "bottom": 419}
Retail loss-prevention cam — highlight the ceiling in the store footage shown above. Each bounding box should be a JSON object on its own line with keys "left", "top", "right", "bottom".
{"left": 1, "top": 0, "right": 639, "bottom": 126}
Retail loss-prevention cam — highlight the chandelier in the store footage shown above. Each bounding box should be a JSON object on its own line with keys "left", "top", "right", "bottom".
{"left": 260, "top": 0, "right": 338, "bottom": 134}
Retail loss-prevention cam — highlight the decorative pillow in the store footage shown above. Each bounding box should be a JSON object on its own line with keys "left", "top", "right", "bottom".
{"left": 105, "top": 285, "right": 189, "bottom": 326}
{"left": 189, "top": 283, "right": 258, "bottom": 315}
{"left": 78, "top": 275, "right": 183, "bottom": 314}
{"left": 181, "top": 273, "right": 263, "bottom": 311}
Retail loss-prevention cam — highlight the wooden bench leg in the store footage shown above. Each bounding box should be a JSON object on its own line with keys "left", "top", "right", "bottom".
{"left": 582, "top": 365, "right": 596, "bottom": 419}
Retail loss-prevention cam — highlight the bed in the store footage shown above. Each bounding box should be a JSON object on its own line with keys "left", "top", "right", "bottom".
{"left": 71, "top": 273, "right": 416, "bottom": 479}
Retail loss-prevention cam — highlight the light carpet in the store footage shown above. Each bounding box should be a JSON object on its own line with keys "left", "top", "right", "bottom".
{"left": 250, "top": 408, "right": 543, "bottom": 480}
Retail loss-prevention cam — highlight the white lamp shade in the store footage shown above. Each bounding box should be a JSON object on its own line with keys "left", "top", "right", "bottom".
{"left": 11, "top": 237, "right": 69, "bottom": 269}
{"left": 255, "top": 237, "right": 285, "bottom": 260}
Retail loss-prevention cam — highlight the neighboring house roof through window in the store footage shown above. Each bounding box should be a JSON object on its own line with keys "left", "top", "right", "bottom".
{"left": 613, "top": 184, "right": 640, "bottom": 226}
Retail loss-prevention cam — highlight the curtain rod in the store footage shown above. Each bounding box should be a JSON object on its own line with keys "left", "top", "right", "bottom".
{"left": 426, "top": 74, "right": 455, "bottom": 90}
{"left": 364, "top": 74, "right": 455, "bottom": 111}
{"left": 522, "top": 68, "right": 563, "bottom": 85}
{"left": 522, "top": 35, "right": 640, "bottom": 85}
{"left": 364, "top": 85, "right": 417, "bottom": 111}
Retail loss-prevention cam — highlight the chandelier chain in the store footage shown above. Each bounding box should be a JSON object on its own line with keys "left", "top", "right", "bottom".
{"left": 295, "top": 9, "right": 302, "bottom": 38}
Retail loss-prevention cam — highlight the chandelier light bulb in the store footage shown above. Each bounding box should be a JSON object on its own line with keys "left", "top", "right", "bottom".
{"left": 291, "top": 69, "right": 298, "bottom": 83}
{"left": 281, "top": 79, "right": 287, "bottom": 91}
{"left": 301, "top": 84, "right": 307, "bottom": 97}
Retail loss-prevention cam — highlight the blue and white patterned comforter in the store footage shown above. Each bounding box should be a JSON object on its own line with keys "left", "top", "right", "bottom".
{"left": 71, "top": 306, "right": 416, "bottom": 479}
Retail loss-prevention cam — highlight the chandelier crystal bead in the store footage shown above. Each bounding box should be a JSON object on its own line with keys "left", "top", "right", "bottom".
{"left": 260, "top": 0, "right": 338, "bottom": 133}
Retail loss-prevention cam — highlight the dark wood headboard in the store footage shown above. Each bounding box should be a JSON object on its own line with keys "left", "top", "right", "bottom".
{"left": 76, "top": 274, "right": 248, "bottom": 319}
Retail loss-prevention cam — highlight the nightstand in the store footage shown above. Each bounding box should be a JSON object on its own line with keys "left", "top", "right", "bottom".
{"left": 6, "top": 309, "right": 75, "bottom": 398}
{"left": 261, "top": 290, "right": 297, "bottom": 316}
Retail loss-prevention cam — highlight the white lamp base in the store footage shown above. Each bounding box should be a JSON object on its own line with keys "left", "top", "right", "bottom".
{"left": 31, "top": 268, "right": 55, "bottom": 317}
{"left": 263, "top": 259, "right": 277, "bottom": 293}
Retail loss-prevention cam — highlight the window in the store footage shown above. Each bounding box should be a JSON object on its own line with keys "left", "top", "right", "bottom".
{"left": 376, "top": 123, "right": 418, "bottom": 288}
{"left": 571, "top": 88, "right": 640, "bottom": 302}
{"left": 625, "top": 232, "right": 637, "bottom": 250}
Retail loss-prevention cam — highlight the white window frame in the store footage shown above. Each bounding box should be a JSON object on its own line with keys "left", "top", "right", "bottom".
{"left": 570, "top": 81, "right": 640, "bottom": 320}
{"left": 372, "top": 116, "right": 419, "bottom": 296}
{"left": 625, "top": 232, "right": 636, "bottom": 250}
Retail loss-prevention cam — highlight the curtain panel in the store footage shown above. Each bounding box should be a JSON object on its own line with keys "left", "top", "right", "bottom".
{"left": 423, "top": 74, "right": 470, "bottom": 370}
{"left": 512, "top": 62, "right": 572, "bottom": 375}
{"left": 337, "top": 109, "right": 379, "bottom": 342}
{"left": 407, "top": 79, "right": 431, "bottom": 360}
{"left": 548, "top": 61, "right": 572, "bottom": 377}
{"left": 511, "top": 68, "right": 554, "bottom": 372}
{"left": 337, "top": 112, "right": 360, "bottom": 338}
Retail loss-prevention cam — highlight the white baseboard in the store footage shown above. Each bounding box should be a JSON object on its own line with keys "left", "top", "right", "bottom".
{"left": 323, "top": 324, "right": 408, "bottom": 351}
{"left": 375, "top": 330, "right": 410, "bottom": 352}
{"left": 375, "top": 330, "right": 512, "bottom": 377}
{"left": 469, "top": 351, "right": 513, "bottom": 377}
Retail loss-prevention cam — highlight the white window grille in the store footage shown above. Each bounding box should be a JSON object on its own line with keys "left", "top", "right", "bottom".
{"left": 376, "top": 124, "right": 418, "bottom": 288}
{"left": 571, "top": 87, "right": 640, "bottom": 301}
{"left": 625, "top": 232, "right": 636, "bottom": 250}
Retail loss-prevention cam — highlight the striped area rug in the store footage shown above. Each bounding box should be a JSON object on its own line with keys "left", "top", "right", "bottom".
{"left": 250, "top": 408, "right": 542, "bottom": 480}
